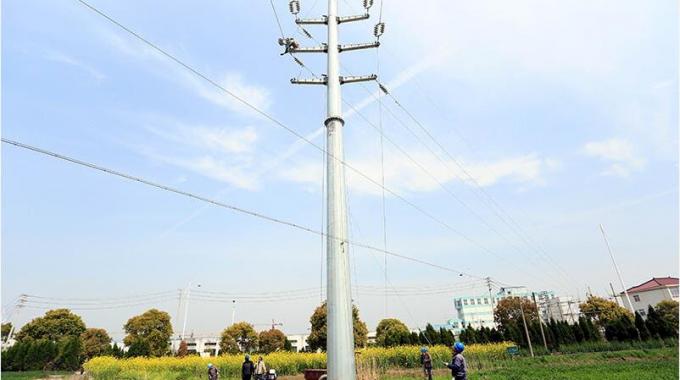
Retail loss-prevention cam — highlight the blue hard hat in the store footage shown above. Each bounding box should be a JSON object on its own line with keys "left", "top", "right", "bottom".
{"left": 454, "top": 342, "right": 464, "bottom": 352}
{"left": 420, "top": 346, "right": 428, "bottom": 353}
{"left": 208, "top": 363, "right": 213, "bottom": 368}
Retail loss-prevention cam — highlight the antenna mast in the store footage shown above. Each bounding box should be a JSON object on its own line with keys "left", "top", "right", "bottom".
{"left": 283, "top": 0, "right": 379, "bottom": 378}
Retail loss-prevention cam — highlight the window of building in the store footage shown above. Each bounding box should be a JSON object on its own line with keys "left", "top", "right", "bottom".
{"left": 484, "top": 298, "right": 489, "bottom": 304}
{"left": 638, "top": 309, "right": 646, "bottom": 316}
{"left": 463, "top": 299, "right": 468, "bottom": 305}
{"left": 671, "top": 287, "right": 679, "bottom": 297}
{"left": 470, "top": 299, "right": 475, "bottom": 305}
{"left": 477, "top": 298, "right": 482, "bottom": 305}
{"left": 633, "top": 295, "right": 640, "bottom": 302}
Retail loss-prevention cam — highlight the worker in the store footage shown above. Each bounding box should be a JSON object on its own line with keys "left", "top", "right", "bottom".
{"left": 207, "top": 363, "right": 219, "bottom": 380}
{"left": 444, "top": 342, "right": 467, "bottom": 380}
{"left": 420, "top": 346, "right": 433, "bottom": 380}
{"left": 255, "top": 356, "right": 267, "bottom": 380}
{"left": 241, "top": 354, "right": 255, "bottom": 380}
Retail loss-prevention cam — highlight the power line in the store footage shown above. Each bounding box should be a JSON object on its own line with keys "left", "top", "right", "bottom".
{"left": 73, "top": 0, "right": 502, "bottom": 279}
{"left": 2, "top": 137, "right": 485, "bottom": 280}
{"left": 280, "top": 18, "right": 563, "bottom": 288}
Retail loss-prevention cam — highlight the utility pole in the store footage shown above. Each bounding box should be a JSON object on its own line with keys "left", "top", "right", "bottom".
{"left": 532, "top": 292, "right": 548, "bottom": 351}
{"left": 609, "top": 283, "right": 620, "bottom": 306}
{"left": 519, "top": 298, "right": 534, "bottom": 357}
{"left": 599, "top": 224, "right": 635, "bottom": 314}
{"left": 286, "top": 1, "right": 379, "bottom": 378}
{"left": 231, "top": 300, "right": 236, "bottom": 325}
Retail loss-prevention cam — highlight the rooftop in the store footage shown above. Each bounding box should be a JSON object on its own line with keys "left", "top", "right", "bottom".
{"left": 624, "top": 277, "right": 679, "bottom": 294}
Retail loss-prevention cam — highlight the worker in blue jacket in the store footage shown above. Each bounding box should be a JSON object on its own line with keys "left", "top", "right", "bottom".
{"left": 444, "top": 342, "right": 467, "bottom": 380}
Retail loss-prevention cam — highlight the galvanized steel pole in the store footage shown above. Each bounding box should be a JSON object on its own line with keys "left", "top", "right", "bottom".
{"left": 325, "top": 0, "right": 356, "bottom": 378}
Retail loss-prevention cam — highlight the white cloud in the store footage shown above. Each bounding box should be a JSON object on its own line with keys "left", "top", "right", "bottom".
{"left": 100, "top": 29, "right": 271, "bottom": 116}
{"left": 145, "top": 124, "right": 258, "bottom": 154}
{"left": 583, "top": 138, "right": 645, "bottom": 178}
{"left": 279, "top": 151, "right": 556, "bottom": 196}
{"left": 44, "top": 51, "right": 106, "bottom": 82}
{"left": 162, "top": 155, "right": 258, "bottom": 190}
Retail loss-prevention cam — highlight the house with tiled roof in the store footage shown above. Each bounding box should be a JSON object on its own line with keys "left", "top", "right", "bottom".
{"left": 620, "top": 277, "right": 679, "bottom": 318}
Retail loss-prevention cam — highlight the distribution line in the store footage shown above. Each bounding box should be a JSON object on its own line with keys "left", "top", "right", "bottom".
{"left": 2, "top": 137, "right": 485, "bottom": 280}
{"left": 281, "top": 19, "right": 565, "bottom": 288}
{"left": 74, "top": 0, "right": 501, "bottom": 279}
{"left": 326, "top": 0, "right": 571, "bottom": 287}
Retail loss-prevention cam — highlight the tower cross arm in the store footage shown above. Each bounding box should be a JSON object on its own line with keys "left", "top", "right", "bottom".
{"left": 337, "top": 14, "right": 369, "bottom": 24}
{"left": 338, "top": 41, "right": 380, "bottom": 52}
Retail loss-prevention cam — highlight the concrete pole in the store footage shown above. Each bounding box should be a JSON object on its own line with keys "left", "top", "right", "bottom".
{"left": 231, "top": 300, "right": 236, "bottom": 325}
{"left": 326, "top": 0, "right": 356, "bottom": 378}
{"left": 609, "top": 283, "right": 620, "bottom": 306}
{"left": 519, "top": 298, "right": 534, "bottom": 357}
{"left": 181, "top": 282, "right": 191, "bottom": 340}
{"left": 599, "top": 224, "right": 635, "bottom": 314}
{"left": 532, "top": 293, "right": 548, "bottom": 351}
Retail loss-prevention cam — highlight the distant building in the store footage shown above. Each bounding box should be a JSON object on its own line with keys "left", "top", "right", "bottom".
{"left": 619, "top": 277, "right": 679, "bottom": 318}
{"left": 454, "top": 286, "right": 560, "bottom": 330}
{"left": 545, "top": 296, "right": 580, "bottom": 323}
{"left": 285, "top": 333, "right": 310, "bottom": 352}
{"left": 170, "top": 335, "right": 220, "bottom": 357}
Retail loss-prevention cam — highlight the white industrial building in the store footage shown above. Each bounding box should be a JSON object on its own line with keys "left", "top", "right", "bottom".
{"left": 619, "top": 277, "right": 679, "bottom": 317}
{"left": 454, "top": 287, "right": 566, "bottom": 329}
{"left": 545, "top": 296, "right": 580, "bottom": 323}
{"left": 170, "top": 335, "right": 220, "bottom": 357}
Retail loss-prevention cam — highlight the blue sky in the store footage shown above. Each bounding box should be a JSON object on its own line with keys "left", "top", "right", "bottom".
{"left": 2, "top": 0, "right": 678, "bottom": 340}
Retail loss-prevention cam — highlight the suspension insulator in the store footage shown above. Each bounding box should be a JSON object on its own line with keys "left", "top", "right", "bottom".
{"left": 373, "top": 22, "right": 385, "bottom": 38}
{"left": 289, "top": 0, "right": 300, "bottom": 15}
{"left": 363, "top": 0, "right": 374, "bottom": 9}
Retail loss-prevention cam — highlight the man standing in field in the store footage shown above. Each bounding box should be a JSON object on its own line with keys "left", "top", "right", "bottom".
{"left": 242, "top": 354, "right": 255, "bottom": 380}
{"left": 207, "top": 363, "right": 219, "bottom": 380}
{"left": 420, "top": 347, "right": 433, "bottom": 380}
{"left": 444, "top": 342, "right": 467, "bottom": 380}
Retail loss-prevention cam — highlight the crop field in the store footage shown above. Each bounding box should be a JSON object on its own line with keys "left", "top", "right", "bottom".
{"left": 3, "top": 346, "right": 676, "bottom": 379}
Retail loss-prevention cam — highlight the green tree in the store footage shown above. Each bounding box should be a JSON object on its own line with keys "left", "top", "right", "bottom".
{"left": 579, "top": 296, "right": 631, "bottom": 328}
{"left": 16, "top": 309, "right": 86, "bottom": 342}
{"left": 655, "top": 300, "right": 679, "bottom": 334}
{"left": 634, "top": 312, "right": 650, "bottom": 340}
{"left": 56, "top": 336, "right": 83, "bottom": 371}
{"left": 283, "top": 338, "right": 293, "bottom": 351}
{"left": 258, "top": 328, "right": 287, "bottom": 353}
{"left": 80, "top": 328, "right": 112, "bottom": 360}
{"left": 307, "top": 302, "right": 368, "bottom": 351}
{"left": 375, "top": 318, "right": 410, "bottom": 347}
{"left": 123, "top": 309, "right": 173, "bottom": 357}
{"left": 2, "top": 322, "right": 12, "bottom": 341}
{"left": 220, "top": 322, "right": 258, "bottom": 354}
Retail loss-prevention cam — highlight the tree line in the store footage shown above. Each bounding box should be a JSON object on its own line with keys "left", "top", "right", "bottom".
{"left": 2, "top": 297, "right": 677, "bottom": 370}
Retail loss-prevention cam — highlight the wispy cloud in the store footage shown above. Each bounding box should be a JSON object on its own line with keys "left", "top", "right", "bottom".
{"left": 583, "top": 138, "right": 645, "bottom": 178}
{"left": 279, "top": 151, "right": 556, "bottom": 196}
{"left": 100, "top": 28, "right": 271, "bottom": 116}
{"left": 44, "top": 51, "right": 106, "bottom": 82}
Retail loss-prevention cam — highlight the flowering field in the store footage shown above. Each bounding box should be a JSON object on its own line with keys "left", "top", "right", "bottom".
{"left": 84, "top": 343, "right": 513, "bottom": 379}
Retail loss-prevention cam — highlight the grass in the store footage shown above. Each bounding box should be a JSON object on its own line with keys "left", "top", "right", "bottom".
{"left": 382, "top": 347, "right": 679, "bottom": 380}
{"left": 0, "top": 371, "right": 75, "bottom": 380}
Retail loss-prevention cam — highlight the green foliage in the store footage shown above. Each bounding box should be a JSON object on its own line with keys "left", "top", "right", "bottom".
{"left": 258, "top": 328, "right": 286, "bottom": 353}
{"left": 123, "top": 309, "right": 173, "bottom": 357}
{"left": 2, "top": 322, "right": 13, "bottom": 340}
{"left": 655, "top": 300, "right": 679, "bottom": 335}
{"left": 15, "top": 309, "right": 86, "bottom": 342}
{"left": 220, "top": 322, "right": 258, "bottom": 354}
{"left": 634, "top": 312, "right": 650, "bottom": 340}
{"left": 56, "top": 336, "right": 83, "bottom": 370}
{"left": 579, "top": 296, "right": 631, "bottom": 328}
{"left": 306, "top": 302, "right": 368, "bottom": 351}
{"left": 375, "top": 319, "right": 411, "bottom": 347}
{"left": 80, "top": 328, "right": 112, "bottom": 360}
